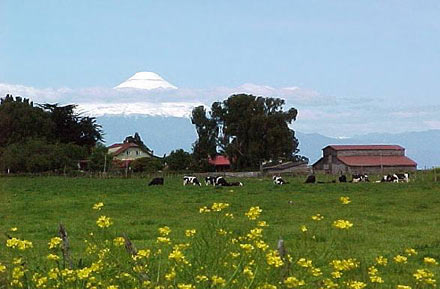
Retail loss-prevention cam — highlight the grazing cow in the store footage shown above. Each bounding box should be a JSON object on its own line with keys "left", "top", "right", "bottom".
{"left": 183, "top": 176, "right": 201, "bottom": 186}
{"left": 205, "top": 176, "right": 217, "bottom": 186}
{"left": 338, "top": 175, "right": 347, "bottom": 183}
{"left": 395, "top": 173, "right": 410, "bottom": 183}
{"left": 352, "top": 174, "right": 369, "bottom": 183}
{"left": 228, "top": 182, "right": 243, "bottom": 186}
{"left": 304, "top": 175, "right": 316, "bottom": 184}
{"left": 148, "top": 177, "right": 164, "bottom": 186}
{"left": 213, "top": 176, "right": 243, "bottom": 186}
{"left": 273, "top": 176, "right": 288, "bottom": 185}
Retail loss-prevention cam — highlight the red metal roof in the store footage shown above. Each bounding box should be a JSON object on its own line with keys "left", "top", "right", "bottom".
{"left": 111, "top": 143, "right": 139, "bottom": 155}
{"left": 208, "top": 155, "right": 231, "bottom": 166}
{"left": 327, "top": 145, "right": 404, "bottom": 151}
{"left": 108, "top": 143, "right": 123, "bottom": 149}
{"left": 337, "top": 156, "right": 417, "bottom": 167}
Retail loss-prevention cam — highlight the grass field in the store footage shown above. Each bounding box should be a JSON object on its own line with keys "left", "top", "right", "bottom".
{"left": 1, "top": 174, "right": 439, "bottom": 288}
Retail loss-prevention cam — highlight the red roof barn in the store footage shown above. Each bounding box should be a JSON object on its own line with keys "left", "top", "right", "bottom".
{"left": 312, "top": 145, "right": 417, "bottom": 174}
{"left": 208, "top": 155, "right": 231, "bottom": 171}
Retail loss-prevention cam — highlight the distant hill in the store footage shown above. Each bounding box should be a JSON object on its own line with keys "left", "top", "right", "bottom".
{"left": 97, "top": 115, "right": 440, "bottom": 168}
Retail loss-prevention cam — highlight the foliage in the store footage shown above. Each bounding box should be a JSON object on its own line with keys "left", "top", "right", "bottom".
{"left": 87, "top": 143, "right": 112, "bottom": 172}
{"left": 191, "top": 94, "right": 300, "bottom": 170}
{"left": 124, "top": 132, "right": 153, "bottom": 155}
{"left": 0, "top": 139, "right": 87, "bottom": 173}
{"left": 130, "top": 157, "right": 163, "bottom": 173}
{"left": 165, "top": 149, "right": 193, "bottom": 171}
{"left": 1, "top": 175, "right": 439, "bottom": 288}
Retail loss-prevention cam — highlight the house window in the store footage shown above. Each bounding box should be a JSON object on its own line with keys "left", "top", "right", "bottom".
{"left": 126, "top": 151, "right": 130, "bottom": 155}
{"left": 136, "top": 151, "right": 139, "bottom": 155}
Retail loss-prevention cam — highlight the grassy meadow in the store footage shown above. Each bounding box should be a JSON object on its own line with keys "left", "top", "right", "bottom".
{"left": 0, "top": 174, "right": 439, "bottom": 288}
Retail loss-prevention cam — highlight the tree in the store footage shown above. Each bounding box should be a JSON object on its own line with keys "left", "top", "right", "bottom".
{"left": 192, "top": 94, "right": 300, "bottom": 170}
{"left": 40, "top": 103, "right": 103, "bottom": 150}
{"left": 165, "top": 149, "right": 192, "bottom": 171}
{"left": 131, "top": 157, "right": 163, "bottom": 173}
{"left": 0, "top": 95, "right": 54, "bottom": 147}
{"left": 191, "top": 106, "right": 218, "bottom": 168}
{"left": 124, "top": 132, "right": 153, "bottom": 155}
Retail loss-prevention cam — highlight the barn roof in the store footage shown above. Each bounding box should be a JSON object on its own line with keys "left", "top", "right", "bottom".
{"left": 337, "top": 156, "right": 417, "bottom": 167}
{"left": 208, "top": 155, "right": 231, "bottom": 166}
{"left": 326, "top": 145, "right": 404, "bottom": 151}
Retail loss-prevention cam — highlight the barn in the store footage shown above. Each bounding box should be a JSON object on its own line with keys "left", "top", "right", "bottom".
{"left": 312, "top": 145, "right": 417, "bottom": 174}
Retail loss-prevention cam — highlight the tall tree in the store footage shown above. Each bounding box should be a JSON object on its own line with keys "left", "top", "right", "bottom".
{"left": 191, "top": 106, "right": 218, "bottom": 165}
{"left": 194, "top": 94, "right": 299, "bottom": 170}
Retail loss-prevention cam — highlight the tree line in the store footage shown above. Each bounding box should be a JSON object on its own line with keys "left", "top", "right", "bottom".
{"left": 0, "top": 94, "right": 305, "bottom": 174}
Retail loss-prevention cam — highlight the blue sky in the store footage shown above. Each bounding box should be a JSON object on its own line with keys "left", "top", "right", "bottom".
{"left": 1, "top": 1, "right": 440, "bottom": 136}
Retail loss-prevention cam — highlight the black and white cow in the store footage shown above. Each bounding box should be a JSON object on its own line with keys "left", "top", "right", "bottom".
{"left": 183, "top": 176, "right": 201, "bottom": 186}
{"left": 148, "top": 177, "right": 164, "bottom": 186}
{"left": 205, "top": 176, "right": 217, "bottom": 186}
{"left": 214, "top": 176, "right": 243, "bottom": 186}
{"left": 380, "top": 173, "right": 409, "bottom": 183}
{"left": 395, "top": 173, "right": 410, "bottom": 183}
{"left": 338, "top": 175, "right": 347, "bottom": 183}
{"left": 273, "top": 176, "right": 288, "bottom": 185}
{"left": 304, "top": 175, "right": 316, "bottom": 184}
{"left": 351, "top": 174, "right": 369, "bottom": 183}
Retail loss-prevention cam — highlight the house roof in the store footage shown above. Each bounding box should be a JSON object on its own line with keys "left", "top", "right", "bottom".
{"left": 326, "top": 145, "right": 404, "bottom": 151}
{"left": 108, "top": 143, "right": 123, "bottom": 149}
{"left": 110, "top": 143, "right": 140, "bottom": 156}
{"left": 337, "top": 156, "right": 417, "bottom": 167}
{"left": 208, "top": 155, "right": 231, "bottom": 166}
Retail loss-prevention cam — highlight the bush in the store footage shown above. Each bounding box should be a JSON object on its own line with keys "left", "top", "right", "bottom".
{"left": 131, "top": 157, "right": 163, "bottom": 173}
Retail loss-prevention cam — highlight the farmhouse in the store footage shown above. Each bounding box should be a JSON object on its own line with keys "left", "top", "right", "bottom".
{"left": 108, "top": 142, "right": 157, "bottom": 168}
{"left": 312, "top": 145, "right": 417, "bottom": 174}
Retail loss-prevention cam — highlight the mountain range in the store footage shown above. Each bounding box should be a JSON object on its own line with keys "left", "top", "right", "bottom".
{"left": 97, "top": 114, "right": 440, "bottom": 169}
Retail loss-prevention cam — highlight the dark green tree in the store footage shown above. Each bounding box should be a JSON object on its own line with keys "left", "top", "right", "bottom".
{"left": 191, "top": 106, "right": 218, "bottom": 168}
{"left": 193, "top": 94, "right": 299, "bottom": 170}
{"left": 165, "top": 149, "right": 192, "bottom": 171}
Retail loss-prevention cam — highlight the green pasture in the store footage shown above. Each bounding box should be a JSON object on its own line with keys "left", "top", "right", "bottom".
{"left": 0, "top": 174, "right": 439, "bottom": 288}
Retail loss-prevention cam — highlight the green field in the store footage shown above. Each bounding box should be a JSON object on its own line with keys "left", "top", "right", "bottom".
{"left": 1, "top": 175, "right": 439, "bottom": 288}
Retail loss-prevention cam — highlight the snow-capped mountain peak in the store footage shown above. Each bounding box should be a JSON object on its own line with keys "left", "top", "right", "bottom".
{"left": 114, "top": 71, "right": 177, "bottom": 90}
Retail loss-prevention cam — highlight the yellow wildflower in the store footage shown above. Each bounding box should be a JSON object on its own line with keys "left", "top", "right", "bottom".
{"left": 258, "top": 220, "right": 268, "bottom": 227}
{"left": 47, "top": 254, "right": 60, "bottom": 261}
{"left": 10, "top": 227, "right": 18, "bottom": 232}
{"left": 346, "top": 280, "right": 366, "bottom": 289}
{"left": 375, "top": 256, "right": 388, "bottom": 266}
{"left": 48, "top": 237, "right": 63, "bottom": 249}
{"left": 93, "top": 202, "right": 104, "bottom": 210}
{"left": 107, "top": 286, "right": 118, "bottom": 289}
{"left": 96, "top": 215, "right": 112, "bottom": 228}
{"left": 332, "top": 220, "right": 353, "bottom": 229}
{"left": 177, "top": 284, "right": 195, "bottom": 289}
{"left": 297, "top": 258, "right": 313, "bottom": 268}
{"left": 393, "top": 255, "right": 408, "bottom": 264}
{"left": 211, "top": 275, "right": 226, "bottom": 287}
{"left": 156, "top": 236, "right": 171, "bottom": 244}
{"left": 158, "top": 226, "right": 171, "bottom": 236}
{"left": 240, "top": 243, "right": 255, "bottom": 253}
{"left": 6, "top": 237, "right": 33, "bottom": 250}
{"left": 405, "top": 248, "right": 417, "bottom": 256}
{"left": 397, "top": 286, "right": 412, "bottom": 289}
{"left": 195, "top": 275, "right": 209, "bottom": 282}
{"left": 199, "top": 206, "right": 211, "bottom": 213}
{"left": 165, "top": 268, "right": 176, "bottom": 281}
{"left": 211, "top": 202, "right": 230, "bottom": 211}
{"left": 0, "top": 263, "right": 6, "bottom": 273}
{"left": 311, "top": 214, "right": 324, "bottom": 221}
{"left": 300, "top": 225, "right": 308, "bottom": 232}
{"left": 113, "top": 237, "right": 125, "bottom": 246}
{"left": 257, "top": 284, "right": 277, "bottom": 289}
{"left": 424, "top": 257, "right": 438, "bottom": 265}
{"left": 284, "top": 276, "right": 305, "bottom": 288}
{"left": 245, "top": 206, "right": 262, "bottom": 220}
{"left": 266, "top": 250, "right": 284, "bottom": 267}
{"left": 340, "top": 196, "right": 351, "bottom": 204}
{"left": 185, "top": 229, "right": 196, "bottom": 237}
{"left": 413, "top": 268, "right": 436, "bottom": 285}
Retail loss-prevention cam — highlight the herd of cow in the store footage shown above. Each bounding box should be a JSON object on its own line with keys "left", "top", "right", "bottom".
{"left": 147, "top": 173, "right": 410, "bottom": 186}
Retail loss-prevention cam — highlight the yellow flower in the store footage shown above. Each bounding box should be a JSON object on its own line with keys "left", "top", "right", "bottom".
{"left": 405, "top": 248, "right": 417, "bottom": 256}
{"left": 255, "top": 240, "right": 269, "bottom": 251}
{"left": 397, "top": 285, "right": 412, "bottom": 289}
{"left": 165, "top": 268, "right": 176, "bottom": 281}
{"left": 10, "top": 227, "right": 18, "bottom": 232}
{"left": 424, "top": 257, "right": 438, "bottom": 265}
{"left": 413, "top": 268, "right": 435, "bottom": 285}
{"left": 245, "top": 206, "right": 262, "bottom": 220}
{"left": 225, "top": 213, "right": 234, "bottom": 218}
{"left": 258, "top": 220, "right": 268, "bottom": 227}
{"left": 311, "top": 214, "right": 324, "bottom": 221}
{"left": 156, "top": 236, "right": 171, "bottom": 244}
{"left": 6, "top": 237, "right": 33, "bottom": 250}
{"left": 257, "top": 283, "right": 277, "bottom": 289}
{"left": 48, "top": 237, "right": 62, "bottom": 249}
{"left": 96, "top": 215, "right": 112, "bottom": 228}
{"left": 47, "top": 254, "right": 60, "bottom": 261}
{"left": 107, "top": 286, "right": 118, "bottom": 289}
{"left": 211, "top": 275, "right": 226, "bottom": 287}
{"left": 332, "top": 220, "right": 353, "bottom": 229}
{"left": 284, "top": 276, "right": 305, "bottom": 288}
{"left": 185, "top": 229, "right": 196, "bottom": 237}
{"left": 195, "top": 275, "right": 209, "bottom": 282}
{"left": 211, "top": 202, "right": 230, "bottom": 211}
{"left": 247, "top": 227, "right": 263, "bottom": 239}
{"left": 375, "top": 256, "right": 388, "bottom": 266}
{"left": 177, "top": 284, "right": 195, "bottom": 289}
{"left": 158, "top": 226, "right": 171, "bottom": 236}
{"left": 300, "top": 225, "right": 308, "bottom": 232}
{"left": 393, "top": 255, "right": 408, "bottom": 264}
{"left": 346, "top": 280, "right": 366, "bottom": 289}
{"left": 240, "top": 243, "right": 255, "bottom": 253}
{"left": 0, "top": 263, "right": 6, "bottom": 273}
{"left": 168, "top": 248, "right": 189, "bottom": 264}
{"left": 266, "top": 250, "right": 284, "bottom": 267}
{"left": 340, "top": 196, "right": 351, "bottom": 204}
{"left": 330, "top": 258, "right": 359, "bottom": 271}
{"left": 199, "top": 206, "right": 211, "bottom": 213}
{"left": 297, "top": 258, "right": 313, "bottom": 268}
{"left": 113, "top": 237, "right": 125, "bottom": 246}
{"left": 93, "top": 202, "right": 104, "bottom": 210}
{"left": 243, "top": 266, "right": 254, "bottom": 278}
{"left": 331, "top": 271, "right": 342, "bottom": 279}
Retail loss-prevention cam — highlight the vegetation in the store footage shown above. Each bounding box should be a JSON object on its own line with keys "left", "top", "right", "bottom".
{"left": 0, "top": 95, "right": 103, "bottom": 173}
{"left": 0, "top": 175, "right": 439, "bottom": 288}
{"left": 191, "top": 94, "right": 301, "bottom": 170}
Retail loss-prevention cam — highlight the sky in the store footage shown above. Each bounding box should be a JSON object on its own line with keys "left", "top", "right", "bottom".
{"left": 1, "top": 1, "right": 440, "bottom": 137}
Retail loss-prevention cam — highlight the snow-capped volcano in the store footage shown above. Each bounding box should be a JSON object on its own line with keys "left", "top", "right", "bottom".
{"left": 114, "top": 72, "right": 177, "bottom": 90}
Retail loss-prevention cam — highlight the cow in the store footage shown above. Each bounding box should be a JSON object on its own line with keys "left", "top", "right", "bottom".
{"left": 305, "top": 175, "right": 316, "bottom": 184}
{"left": 352, "top": 174, "right": 369, "bottom": 183}
{"left": 183, "top": 176, "right": 201, "bottom": 186}
{"left": 148, "top": 177, "right": 164, "bottom": 186}
{"left": 338, "top": 175, "right": 347, "bottom": 183}
{"left": 205, "top": 176, "right": 217, "bottom": 186}
{"left": 395, "top": 173, "right": 410, "bottom": 183}
{"left": 380, "top": 173, "right": 409, "bottom": 183}
{"left": 273, "top": 176, "right": 288, "bottom": 185}
{"left": 214, "top": 176, "right": 243, "bottom": 186}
